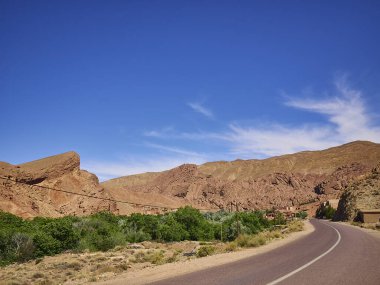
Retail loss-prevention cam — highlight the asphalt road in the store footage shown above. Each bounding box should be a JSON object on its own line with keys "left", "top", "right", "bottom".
{"left": 150, "top": 219, "right": 380, "bottom": 285}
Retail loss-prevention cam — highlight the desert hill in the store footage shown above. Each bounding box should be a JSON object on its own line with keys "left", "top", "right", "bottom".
{"left": 102, "top": 141, "right": 380, "bottom": 214}
{"left": 334, "top": 162, "right": 380, "bottom": 221}
{"left": 1, "top": 141, "right": 380, "bottom": 218}
{"left": 0, "top": 152, "right": 116, "bottom": 218}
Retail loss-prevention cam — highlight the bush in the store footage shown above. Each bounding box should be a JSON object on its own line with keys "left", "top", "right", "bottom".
{"left": 145, "top": 250, "right": 165, "bottom": 265}
{"left": 196, "top": 245, "right": 215, "bottom": 257}
{"left": 11, "top": 233, "right": 35, "bottom": 262}
{"left": 235, "top": 233, "right": 267, "bottom": 248}
{"left": 157, "top": 214, "right": 188, "bottom": 242}
{"left": 76, "top": 219, "right": 125, "bottom": 251}
{"left": 124, "top": 228, "right": 151, "bottom": 243}
{"left": 33, "top": 231, "right": 61, "bottom": 256}
{"left": 295, "top": 211, "right": 308, "bottom": 219}
{"left": 174, "top": 206, "right": 214, "bottom": 240}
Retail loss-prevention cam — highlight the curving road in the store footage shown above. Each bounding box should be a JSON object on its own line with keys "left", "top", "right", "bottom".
{"left": 150, "top": 219, "right": 380, "bottom": 285}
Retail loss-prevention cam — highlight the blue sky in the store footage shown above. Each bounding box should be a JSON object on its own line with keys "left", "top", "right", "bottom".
{"left": 1, "top": 0, "right": 380, "bottom": 180}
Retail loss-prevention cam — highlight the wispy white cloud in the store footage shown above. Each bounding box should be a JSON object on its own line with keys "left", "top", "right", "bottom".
{"left": 188, "top": 102, "right": 214, "bottom": 118}
{"left": 145, "top": 77, "right": 380, "bottom": 158}
{"left": 83, "top": 143, "right": 209, "bottom": 181}
{"left": 144, "top": 142, "right": 204, "bottom": 157}
{"left": 143, "top": 126, "right": 175, "bottom": 138}
{"left": 87, "top": 77, "right": 380, "bottom": 180}
{"left": 220, "top": 79, "right": 380, "bottom": 156}
{"left": 83, "top": 154, "right": 207, "bottom": 181}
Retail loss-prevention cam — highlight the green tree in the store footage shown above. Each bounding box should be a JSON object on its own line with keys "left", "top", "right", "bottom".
{"left": 157, "top": 214, "right": 188, "bottom": 241}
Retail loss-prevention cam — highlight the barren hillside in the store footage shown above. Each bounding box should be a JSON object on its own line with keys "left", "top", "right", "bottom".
{"left": 102, "top": 141, "right": 380, "bottom": 214}
{"left": 1, "top": 141, "right": 379, "bottom": 218}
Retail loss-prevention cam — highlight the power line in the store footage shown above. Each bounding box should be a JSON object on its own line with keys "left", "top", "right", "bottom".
{"left": 0, "top": 176, "right": 215, "bottom": 212}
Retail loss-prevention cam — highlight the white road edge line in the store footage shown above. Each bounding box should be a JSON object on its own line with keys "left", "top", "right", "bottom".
{"left": 266, "top": 221, "right": 342, "bottom": 285}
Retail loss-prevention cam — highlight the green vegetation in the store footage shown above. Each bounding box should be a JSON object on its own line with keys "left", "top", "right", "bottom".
{"left": 196, "top": 245, "right": 216, "bottom": 257}
{"left": 316, "top": 204, "right": 336, "bottom": 219}
{"left": 0, "top": 206, "right": 297, "bottom": 266}
{"left": 295, "top": 211, "right": 308, "bottom": 219}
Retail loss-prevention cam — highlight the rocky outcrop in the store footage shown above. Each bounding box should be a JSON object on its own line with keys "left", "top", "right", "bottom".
{"left": 313, "top": 162, "right": 370, "bottom": 197}
{"left": 334, "top": 163, "right": 380, "bottom": 221}
{"left": 0, "top": 152, "right": 117, "bottom": 218}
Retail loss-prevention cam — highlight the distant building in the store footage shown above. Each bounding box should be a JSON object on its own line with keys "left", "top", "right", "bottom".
{"left": 357, "top": 209, "right": 380, "bottom": 223}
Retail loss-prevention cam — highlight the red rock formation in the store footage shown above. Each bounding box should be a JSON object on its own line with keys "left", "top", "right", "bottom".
{"left": 0, "top": 152, "right": 116, "bottom": 218}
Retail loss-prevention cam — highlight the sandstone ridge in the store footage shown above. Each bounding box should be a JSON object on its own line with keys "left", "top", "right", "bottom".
{"left": 0, "top": 152, "right": 116, "bottom": 218}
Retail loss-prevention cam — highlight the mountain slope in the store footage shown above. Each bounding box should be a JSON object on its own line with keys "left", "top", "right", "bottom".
{"left": 102, "top": 141, "right": 380, "bottom": 214}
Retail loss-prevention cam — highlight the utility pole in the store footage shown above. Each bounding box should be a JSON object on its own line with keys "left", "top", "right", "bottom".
{"left": 220, "top": 222, "right": 223, "bottom": 242}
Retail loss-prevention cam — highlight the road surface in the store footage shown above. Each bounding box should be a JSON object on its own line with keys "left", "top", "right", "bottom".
{"left": 150, "top": 219, "right": 380, "bottom": 285}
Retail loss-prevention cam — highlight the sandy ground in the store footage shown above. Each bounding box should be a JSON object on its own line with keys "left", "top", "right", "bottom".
{"left": 94, "top": 220, "right": 314, "bottom": 285}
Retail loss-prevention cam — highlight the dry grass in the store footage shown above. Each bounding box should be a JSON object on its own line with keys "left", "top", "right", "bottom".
{"left": 287, "top": 220, "right": 305, "bottom": 232}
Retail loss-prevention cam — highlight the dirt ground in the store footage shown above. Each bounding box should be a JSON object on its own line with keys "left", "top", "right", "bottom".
{"left": 0, "top": 221, "right": 313, "bottom": 285}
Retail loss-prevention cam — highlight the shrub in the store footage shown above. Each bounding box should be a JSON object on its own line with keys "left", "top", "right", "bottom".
{"left": 295, "top": 211, "right": 308, "bottom": 219}
{"left": 174, "top": 206, "right": 214, "bottom": 241}
{"left": 235, "top": 233, "right": 267, "bottom": 248}
{"left": 124, "top": 228, "right": 151, "bottom": 243}
{"left": 224, "top": 242, "right": 238, "bottom": 252}
{"left": 157, "top": 215, "right": 188, "bottom": 242}
{"left": 145, "top": 250, "right": 165, "bottom": 265}
{"left": 246, "top": 234, "right": 266, "bottom": 247}
{"left": 11, "top": 233, "right": 35, "bottom": 262}
{"left": 235, "top": 234, "right": 250, "bottom": 247}
{"left": 196, "top": 245, "right": 215, "bottom": 257}
{"left": 76, "top": 219, "right": 125, "bottom": 252}
{"left": 33, "top": 231, "right": 61, "bottom": 256}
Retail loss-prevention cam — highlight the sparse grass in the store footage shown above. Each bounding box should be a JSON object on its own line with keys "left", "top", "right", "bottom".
{"left": 166, "top": 251, "right": 180, "bottom": 263}
{"left": 96, "top": 265, "right": 122, "bottom": 274}
{"left": 88, "top": 276, "right": 97, "bottom": 282}
{"left": 130, "top": 251, "right": 146, "bottom": 263}
{"left": 224, "top": 242, "right": 238, "bottom": 252}
{"left": 145, "top": 250, "right": 165, "bottom": 265}
{"left": 287, "top": 220, "right": 304, "bottom": 232}
{"left": 232, "top": 227, "right": 293, "bottom": 249}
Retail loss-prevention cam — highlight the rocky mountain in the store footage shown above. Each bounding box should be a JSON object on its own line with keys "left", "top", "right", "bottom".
{"left": 0, "top": 152, "right": 116, "bottom": 218}
{"left": 334, "top": 163, "right": 380, "bottom": 221}
{"left": 102, "top": 141, "right": 380, "bottom": 215}
{"left": 1, "top": 141, "right": 380, "bottom": 218}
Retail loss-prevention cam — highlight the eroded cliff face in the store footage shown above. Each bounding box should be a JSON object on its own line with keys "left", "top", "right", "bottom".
{"left": 0, "top": 152, "right": 117, "bottom": 218}
{"left": 334, "top": 163, "right": 380, "bottom": 221}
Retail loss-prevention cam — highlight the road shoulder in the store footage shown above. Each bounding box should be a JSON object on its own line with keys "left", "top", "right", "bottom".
{"left": 333, "top": 221, "right": 380, "bottom": 240}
